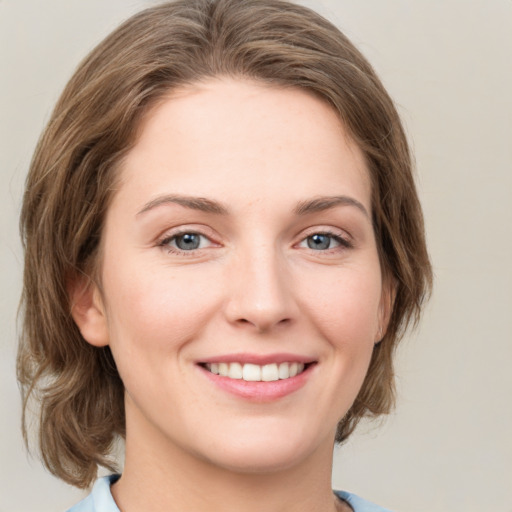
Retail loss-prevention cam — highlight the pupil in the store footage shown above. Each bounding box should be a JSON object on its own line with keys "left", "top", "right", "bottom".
{"left": 176, "top": 233, "right": 200, "bottom": 250}
{"left": 308, "top": 234, "right": 330, "bottom": 250}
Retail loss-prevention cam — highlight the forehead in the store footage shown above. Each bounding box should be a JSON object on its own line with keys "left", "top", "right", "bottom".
{"left": 115, "top": 77, "right": 371, "bottom": 213}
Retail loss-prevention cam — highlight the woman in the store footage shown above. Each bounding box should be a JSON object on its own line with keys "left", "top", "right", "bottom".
{"left": 17, "top": 1, "right": 432, "bottom": 511}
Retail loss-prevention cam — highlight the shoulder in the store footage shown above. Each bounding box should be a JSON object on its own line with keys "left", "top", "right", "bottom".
{"left": 335, "top": 490, "right": 394, "bottom": 512}
{"left": 66, "top": 478, "right": 391, "bottom": 512}
{"left": 66, "top": 475, "right": 120, "bottom": 512}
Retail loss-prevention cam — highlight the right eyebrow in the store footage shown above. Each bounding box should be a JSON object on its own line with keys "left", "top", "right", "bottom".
{"left": 136, "top": 194, "right": 229, "bottom": 216}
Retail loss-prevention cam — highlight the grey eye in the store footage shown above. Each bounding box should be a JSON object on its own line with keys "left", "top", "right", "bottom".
{"left": 175, "top": 233, "right": 201, "bottom": 250}
{"left": 307, "top": 234, "right": 337, "bottom": 250}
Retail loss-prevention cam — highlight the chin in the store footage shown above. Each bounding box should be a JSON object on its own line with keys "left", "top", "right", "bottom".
{"left": 205, "top": 448, "right": 305, "bottom": 475}
{"left": 194, "top": 424, "right": 329, "bottom": 475}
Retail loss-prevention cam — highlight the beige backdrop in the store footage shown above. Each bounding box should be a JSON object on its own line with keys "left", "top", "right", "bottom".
{"left": 1, "top": 1, "right": 511, "bottom": 511}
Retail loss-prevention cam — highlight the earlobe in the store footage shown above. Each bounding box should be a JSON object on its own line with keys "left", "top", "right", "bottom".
{"left": 68, "top": 275, "right": 109, "bottom": 347}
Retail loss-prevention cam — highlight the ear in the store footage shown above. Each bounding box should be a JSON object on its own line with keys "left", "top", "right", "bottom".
{"left": 376, "top": 276, "right": 396, "bottom": 344}
{"left": 68, "top": 274, "right": 109, "bottom": 347}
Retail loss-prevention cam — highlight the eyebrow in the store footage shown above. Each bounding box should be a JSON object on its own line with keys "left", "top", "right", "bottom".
{"left": 137, "top": 193, "right": 369, "bottom": 218}
{"left": 137, "top": 195, "right": 229, "bottom": 216}
{"left": 293, "top": 195, "right": 369, "bottom": 218}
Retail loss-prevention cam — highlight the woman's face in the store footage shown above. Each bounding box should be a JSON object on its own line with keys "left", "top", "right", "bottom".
{"left": 79, "top": 78, "right": 389, "bottom": 473}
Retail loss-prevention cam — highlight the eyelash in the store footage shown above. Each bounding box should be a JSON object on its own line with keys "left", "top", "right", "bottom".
{"left": 158, "top": 230, "right": 215, "bottom": 256}
{"left": 157, "top": 229, "right": 353, "bottom": 256}
{"left": 297, "top": 230, "right": 353, "bottom": 253}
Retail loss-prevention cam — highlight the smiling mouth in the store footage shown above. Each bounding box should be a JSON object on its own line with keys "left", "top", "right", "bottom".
{"left": 201, "top": 362, "right": 312, "bottom": 382}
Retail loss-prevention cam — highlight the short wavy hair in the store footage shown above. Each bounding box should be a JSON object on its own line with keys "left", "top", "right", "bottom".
{"left": 18, "top": 0, "right": 432, "bottom": 489}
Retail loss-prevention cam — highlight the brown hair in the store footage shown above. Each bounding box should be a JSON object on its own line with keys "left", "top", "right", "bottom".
{"left": 18, "top": 0, "right": 432, "bottom": 488}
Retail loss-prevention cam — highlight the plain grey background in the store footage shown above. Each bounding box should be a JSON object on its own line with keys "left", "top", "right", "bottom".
{"left": 1, "top": 1, "right": 511, "bottom": 511}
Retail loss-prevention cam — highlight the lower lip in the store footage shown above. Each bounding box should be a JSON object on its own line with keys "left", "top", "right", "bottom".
{"left": 198, "top": 365, "right": 314, "bottom": 402}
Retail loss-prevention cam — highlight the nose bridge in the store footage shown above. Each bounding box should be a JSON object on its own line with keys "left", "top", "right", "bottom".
{"left": 225, "top": 238, "right": 295, "bottom": 332}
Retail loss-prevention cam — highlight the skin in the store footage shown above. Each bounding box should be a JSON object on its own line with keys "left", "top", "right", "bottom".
{"left": 72, "top": 78, "right": 391, "bottom": 512}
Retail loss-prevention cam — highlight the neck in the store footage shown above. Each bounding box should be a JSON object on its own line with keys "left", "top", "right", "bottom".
{"left": 112, "top": 408, "right": 343, "bottom": 512}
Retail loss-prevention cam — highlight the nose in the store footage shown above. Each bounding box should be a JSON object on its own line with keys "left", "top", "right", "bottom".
{"left": 223, "top": 243, "right": 297, "bottom": 333}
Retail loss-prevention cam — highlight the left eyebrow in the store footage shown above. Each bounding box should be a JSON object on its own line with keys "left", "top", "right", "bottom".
{"left": 293, "top": 195, "right": 370, "bottom": 218}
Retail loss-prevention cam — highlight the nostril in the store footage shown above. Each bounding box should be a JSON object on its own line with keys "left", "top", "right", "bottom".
{"left": 234, "top": 316, "right": 291, "bottom": 332}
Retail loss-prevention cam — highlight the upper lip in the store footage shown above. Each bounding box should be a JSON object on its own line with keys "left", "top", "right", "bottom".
{"left": 198, "top": 353, "right": 316, "bottom": 365}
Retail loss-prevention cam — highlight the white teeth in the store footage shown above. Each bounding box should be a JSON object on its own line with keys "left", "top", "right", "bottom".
{"left": 228, "top": 362, "right": 243, "bottom": 379}
{"left": 261, "top": 363, "right": 279, "bottom": 382}
{"left": 218, "top": 362, "right": 229, "bottom": 377}
{"left": 205, "top": 361, "right": 307, "bottom": 381}
{"left": 278, "top": 362, "right": 290, "bottom": 379}
{"left": 242, "top": 363, "right": 261, "bottom": 381}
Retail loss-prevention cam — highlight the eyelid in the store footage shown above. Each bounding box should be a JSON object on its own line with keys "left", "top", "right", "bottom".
{"left": 156, "top": 225, "right": 221, "bottom": 254}
{"left": 295, "top": 227, "right": 354, "bottom": 251}
{"left": 161, "top": 232, "right": 211, "bottom": 249}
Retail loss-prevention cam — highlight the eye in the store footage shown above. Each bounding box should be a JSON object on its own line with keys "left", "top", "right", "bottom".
{"left": 306, "top": 233, "right": 339, "bottom": 250}
{"left": 298, "top": 232, "right": 350, "bottom": 251}
{"left": 160, "top": 232, "right": 212, "bottom": 252}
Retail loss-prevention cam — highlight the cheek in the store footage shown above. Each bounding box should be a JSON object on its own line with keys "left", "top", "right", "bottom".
{"left": 299, "top": 265, "right": 383, "bottom": 349}
{"left": 102, "top": 261, "right": 223, "bottom": 362}
{"left": 291, "top": 266, "right": 383, "bottom": 424}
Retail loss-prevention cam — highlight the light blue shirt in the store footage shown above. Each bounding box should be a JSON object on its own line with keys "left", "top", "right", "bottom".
{"left": 67, "top": 475, "right": 393, "bottom": 512}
